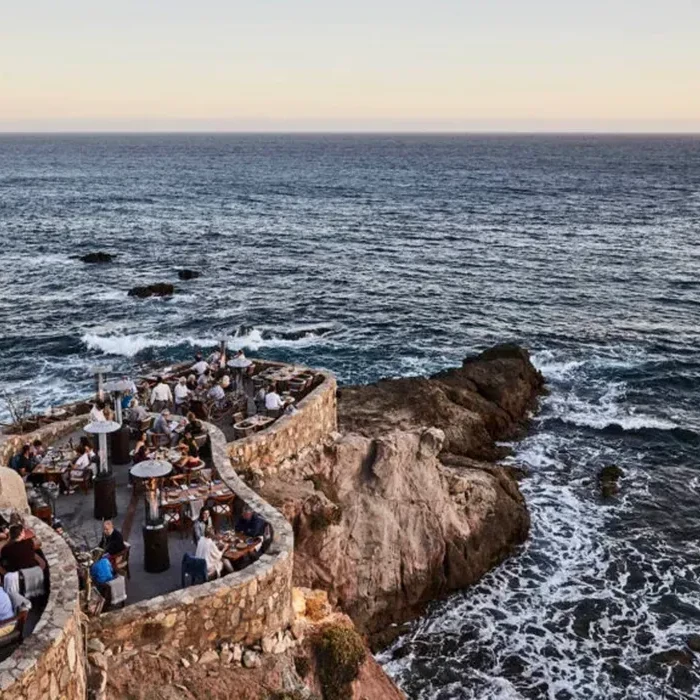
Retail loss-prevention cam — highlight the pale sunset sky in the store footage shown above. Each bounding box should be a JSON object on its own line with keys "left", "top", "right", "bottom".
{"left": 1, "top": 0, "right": 699, "bottom": 132}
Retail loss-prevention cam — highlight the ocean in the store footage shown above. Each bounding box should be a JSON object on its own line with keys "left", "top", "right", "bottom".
{"left": 1, "top": 134, "right": 699, "bottom": 699}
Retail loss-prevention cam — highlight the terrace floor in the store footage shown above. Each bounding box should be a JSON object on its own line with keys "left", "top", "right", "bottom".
{"left": 48, "top": 431, "right": 217, "bottom": 608}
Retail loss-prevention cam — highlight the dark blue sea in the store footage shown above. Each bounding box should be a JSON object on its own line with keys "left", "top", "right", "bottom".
{"left": 1, "top": 134, "right": 699, "bottom": 699}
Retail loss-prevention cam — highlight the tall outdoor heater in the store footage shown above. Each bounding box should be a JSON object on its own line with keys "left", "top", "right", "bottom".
{"left": 91, "top": 365, "right": 113, "bottom": 402}
{"left": 84, "top": 420, "right": 121, "bottom": 520}
{"left": 129, "top": 460, "right": 172, "bottom": 573}
{"left": 102, "top": 379, "right": 134, "bottom": 465}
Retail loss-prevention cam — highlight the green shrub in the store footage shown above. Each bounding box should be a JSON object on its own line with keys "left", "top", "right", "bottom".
{"left": 314, "top": 625, "right": 366, "bottom": 700}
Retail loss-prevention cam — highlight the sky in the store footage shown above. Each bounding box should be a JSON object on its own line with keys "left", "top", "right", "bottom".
{"left": 1, "top": 0, "right": 699, "bottom": 132}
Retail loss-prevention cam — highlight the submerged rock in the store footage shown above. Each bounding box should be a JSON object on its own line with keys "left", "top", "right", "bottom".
{"left": 651, "top": 648, "right": 694, "bottom": 667}
{"left": 178, "top": 269, "right": 201, "bottom": 280}
{"left": 598, "top": 464, "right": 624, "bottom": 498}
{"left": 80, "top": 252, "right": 115, "bottom": 263}
{"left": 687, "top": 634, "right": 700, "bottom": 653}
{"left": 128, "top": 283, "right": 175, "bottom": 298}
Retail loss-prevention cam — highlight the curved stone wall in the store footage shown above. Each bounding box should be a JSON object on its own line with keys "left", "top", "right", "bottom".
{"left": 0, "top": 515, "right": 85, "bottom": 700}
{"left": 88, "top": 421, "right": 295, "bottom": 654}
{"left": 228, "top": 371, "right": 337, "bottom": 475}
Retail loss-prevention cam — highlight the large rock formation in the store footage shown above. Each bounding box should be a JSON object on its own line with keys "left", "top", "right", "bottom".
{"left": 257, "top": 344, "right": 545, "bottom": 635}
{"left": 0, "top": 466, "right": 30, "bottom": 513}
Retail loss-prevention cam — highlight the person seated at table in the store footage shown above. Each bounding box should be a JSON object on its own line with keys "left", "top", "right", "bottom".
{"left": 186, "top": 412, "right": 204, "bottom": 436}
{"left": 0, "top": 524, "right": 43, "bottom": 573}
{"left": 220, "top": 373, "right": 232, "bottom": 391}
{"left": 179, "top": 429, "right": 199, "bottom": 458}
{"left": 264, "top": 385, "right": 283, "bottom": 415}
{"left": 284, "top": 402, "right": 299, "bottom": 416}
{"left": 191, "top": 353, "right": 209, "bottom": 376}
{"left": 31, "top": 439, "right": 46, "bottom": 464}
{"left": 86, "top": 443, "right": 100, "bottom": 475}
{"left": 195, "top": 527, "right": 233, "bottom": 579}
{"left": 132, "top": 431, "right": 149, "bottom": 464}
{"left": 235, "top": 508, "right": 267, "bottom": 538}
{"left": 207, "top": 348, "right": 223, "bottom": 369}
{"left": 0, "top": 587, "right": 15, "bottom": 623}
{"left": 197, "top": 369, "right": 213, "bottom": 389}
{"left": 150, "top": 376, "right": 173, "bottom": 413}
{"left": 99, "top": 520, "right": 125, "bottom": 557}
{"left": 9, "top": 444, "right": 33, "bottom": 477}
{"left": 64, "top": 445, "right": 91, "bottom": 492}
{"left": 174, "top": 377, "right": 191, "bottom": 415}
{"left": 192, "top": 508, "right": 212, "bottom": 544}
{"left": 89, "top": 400, "right": 107, "bottom": 422}
{"left": 208, "top": 381, "right": 226, "bottom": 403}
{"left": 153, "top": 409, "right": 177, "bottom": 446}
{"left": 186, "top": 374, "right": 198, "bottom": 392}
{"left": 174, "top": 443, "right": 201, "bottom": 470}
{"left": 127, "top": 397, "right": 149, "bottom": 423}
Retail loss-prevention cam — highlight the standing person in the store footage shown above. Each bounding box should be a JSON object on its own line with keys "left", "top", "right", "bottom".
{"left": 174, "top": 376, "right": 191, "bottom": 415}
{"left": 191, "top": 353, "right": 209, "bottom": 376}
{"left": 264, "top": 385, "right": 283, "bottom": 416}
{"left": 149, "top": 377, "right": 173, "bottom": 413}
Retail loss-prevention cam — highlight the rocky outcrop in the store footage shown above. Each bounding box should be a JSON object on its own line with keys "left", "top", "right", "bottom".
{"left": 256, "top": 344, "right": 544, "bottom": 635}
{"left": 79, "top": 252, "right": 115, "bottom": 263}
{"left": 177, "top": 269, "right": 201, "bottom": 280}
{"left": 128, "top": 283, "right": 175, "bottom": 298}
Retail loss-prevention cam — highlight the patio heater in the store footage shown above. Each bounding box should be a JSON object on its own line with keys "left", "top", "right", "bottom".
{"left": 84, "top": 419, "right": 121, "bottom": 520}
{"left": 129, "top": 460, "right": 172, "bottom": 573}
{"left": 102, "top": 378, "right": 134, "bottom": 465}
{"left": 91, "top": 365, "right": 113, "bottom": 402}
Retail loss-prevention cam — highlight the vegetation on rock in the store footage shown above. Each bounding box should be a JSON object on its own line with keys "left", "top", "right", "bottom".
{"left": 314, "top": 625, "right": 367, "bottom": 700}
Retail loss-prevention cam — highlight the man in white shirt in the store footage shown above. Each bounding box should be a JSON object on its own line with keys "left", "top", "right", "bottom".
{"left": 149, "top": 377, "right": 173, "bottom": 412}
{"left": 191, "top": 353, "right": 209, "bottom": 376}
{"left": 264, "top": 386, "right": 283, "bottom": 415}
{"left": 194, "top": 528, "right": 233, "bottom": 579}
{"left": 174, "top": 377, "right": 190, "bottom": 414}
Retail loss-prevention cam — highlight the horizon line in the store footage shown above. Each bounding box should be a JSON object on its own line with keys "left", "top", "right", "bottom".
{"left": 1, "top": 129, "right": 700, "bottom": 136}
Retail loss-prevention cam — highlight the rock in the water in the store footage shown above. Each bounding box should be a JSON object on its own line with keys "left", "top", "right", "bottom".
{"left": 651, "top": 648, "right": 694, "bottom": 666}
{"left": 128, "top": 283, "right": 175, "bottom": 298}
{"left": 242, "top": 650, "right": 261, "bottom": 668}
{"left": 177, "top": 269, "right": 200, "bottom": 280}
{"left": 598, "top": 464, "right": 624, "bottom": 498}
{"left": 80, "top": 252, "right": 115, "bottom": 264}
{"left": 687, "top": 634, "right": 700, "bottom": 653}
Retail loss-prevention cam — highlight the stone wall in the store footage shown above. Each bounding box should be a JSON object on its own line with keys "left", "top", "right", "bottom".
{"left": 0, "top": 414, "right": 86, "bottom": 471}
{"left": 0, "top": 516, "right": 86, "bottom": 700}
{"left": 228, "top": 372, "right": 337, "bottom": 475}
{"left": 88, "top": 422, "right": 295, "bottom": 656}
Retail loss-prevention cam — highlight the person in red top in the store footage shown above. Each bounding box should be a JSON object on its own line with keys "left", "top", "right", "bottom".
{"left": 0, "top": 524, "right": 41, "bottom": 572}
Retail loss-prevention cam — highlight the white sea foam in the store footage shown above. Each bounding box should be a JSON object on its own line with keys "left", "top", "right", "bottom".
{"left": 80, "top": 326, "right": 330, "bottom": 358}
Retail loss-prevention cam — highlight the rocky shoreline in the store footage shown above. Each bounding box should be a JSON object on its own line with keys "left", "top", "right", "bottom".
{"left": 255, "top": 344, "right": 545, "bottom": 644}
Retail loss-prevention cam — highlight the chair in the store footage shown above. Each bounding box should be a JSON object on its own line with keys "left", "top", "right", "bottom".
{"left": 113, "top": 543, "right": 131, "bottom": 580}
{"left": 181, "top": 553, "right": 207, "bottom": 588}
{"left": 147, "top": 431, "right": 170, "bottom": 449}
{"left": 31, "top": 503, "right": 53, "bottom": 526}
{"left": 98, "top": 575, "right": 127, "bottom": 609}
{"left": 210, "top": 494, "right": 236, "bottom": 532}
{"left": 69, "top": 468, "right": 92, "bottom": 495}
{"left": 0, "top": 610, "right": 28, "bottom": 650}
{"left": 161, "top": 502, "right": 185, "bottom": 537}
{"left": 183, "top": 460, "right": 206, "bottom": 486}
{"left": 193, "top": 433, "right": 209, "bottom": 449}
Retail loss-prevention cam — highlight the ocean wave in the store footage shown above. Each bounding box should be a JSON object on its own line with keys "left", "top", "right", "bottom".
{"left": 80, "top": 326, "right": 331, "bottom": 358}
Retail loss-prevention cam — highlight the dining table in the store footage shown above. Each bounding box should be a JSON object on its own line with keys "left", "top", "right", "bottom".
{"left": 215, "top": 531, "right": 263, "bottom": 563}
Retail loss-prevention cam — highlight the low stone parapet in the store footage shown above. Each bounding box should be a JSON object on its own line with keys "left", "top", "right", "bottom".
{"left": 0, "top": 516, "right": 85, "bottom": 700}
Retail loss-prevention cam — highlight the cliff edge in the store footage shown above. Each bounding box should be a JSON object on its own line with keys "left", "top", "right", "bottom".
{"left": 257, "top": 344, "right": 545, "bottom": 636}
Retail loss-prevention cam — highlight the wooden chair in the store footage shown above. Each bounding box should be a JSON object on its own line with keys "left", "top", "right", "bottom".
{"left": 69, "top": 468, "right": 93, "bottom": 495}
{"left": 147, "top": 430, "right": 171, "bottom": 449}
{"left": 113, "top": 543, "right": 131, "bottom": 580}
{"left": 0, "top": 610, "right": 28, "bottom": 650}
{"left": 161, "top": 502, "right": 185, "bottom": 537}
{"left": 31, "top": 503, "right": 53, "bottom": 525}
{"left": 210, "top": 494, "right": 236, "bottom": 532}
{"left": 183, "top": 460, "right": 206, "bottom": 486}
